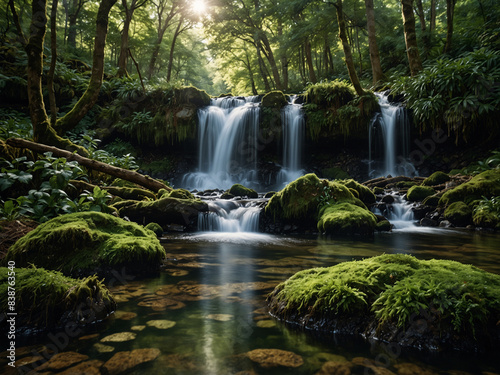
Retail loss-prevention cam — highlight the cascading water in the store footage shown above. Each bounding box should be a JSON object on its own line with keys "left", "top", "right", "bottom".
{"left": 369, "top": 92, "right": 416, "bottom": 178}
{"left": 183, "top": 97, "right": 260, "bottom": 191}
{"left": 198, "top": 200, "right": 261, "bottom": 232}
{"left": 276, "top": 96, "right": 305, "bottom": 188}
{"left": 372, "top": 192, "right": 415, "bottom": 230}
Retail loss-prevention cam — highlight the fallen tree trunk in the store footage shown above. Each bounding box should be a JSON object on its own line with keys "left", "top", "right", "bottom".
{"left": 6, "top": 138, "right": 172, "bottom": 193}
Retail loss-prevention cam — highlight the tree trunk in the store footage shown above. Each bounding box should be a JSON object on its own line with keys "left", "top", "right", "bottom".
{"left": 401, "top": 0, "right": 423, "bottom": 76}
{"left": 66, "top": 0, "right": 83, "bottom": 48}
{"left": 364, "top": 0, "right": 384, "bottom": 84}
{"left": 415, "top": 0, "right": 430, "bottom": 56}
{"left": 117, "top": 0, "right": 134, "bottom": 78}
{"left": 430, "top": 0, "right": 436, "bottom": 31}
{"left": 335, "top": 0, "right": 365, "bottom": 96}
{"left": 55, "top": 0, "right": 118, "bottom": 134}
{"left": 443, "top": 0, "right": 456, "bottom": 54}
{"left": 7, "top": 138, "right": 172, "bottom": 193}
{"left": 48, "top": 0, "right": 59, "bottom": 125}
{"left": 258, "top": 33, "right": 282, "bottom": 90}
{"left": 278, "top": 22, "right": 288, "bottom": 91}
{"left": 256, "top": 44, "right": 271, "bottom": 92}
{"left": 245, "top": 54, "right": 258, "bottom": 95}
{"left": 304, "top": 38, "right": 317, "bottom": 84}
{"left": 167, "top": 16, "right": 184, "bottom": 82}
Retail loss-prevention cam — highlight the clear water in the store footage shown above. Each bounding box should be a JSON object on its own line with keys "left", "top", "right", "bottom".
{"left": 8, "top": 230, "right": 500, "bottom": 374}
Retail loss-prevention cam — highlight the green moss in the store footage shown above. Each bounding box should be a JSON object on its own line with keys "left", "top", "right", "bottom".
{"left": 340, "top": 179, "right": 376, "bottom": 205}
{"left": 4, "top": 212, "right": 166, "bottom": 276}
{"left": 174, "top": 86, "right": 211, "bottom": 107}
{"left": 0, "top": 266, "right": 115, "bottom": 330}
{"left": 145, "top": 222, "right": 163, "bottom": 237}
{"left": 422, "top": 171, "right": 451, "bottom": 186}
{"left": 168, "top": 188, "right": 195, "bottom": 200}
{"left": 444, "top": 201, "right": 472, "bottom": 226}
{"left": 264, "top": 191, "right": 276, "bottom": 198}
{"left": 373, "top": 187, "right": 385, "bottom": 195}
{"left": 267, "top": 254, "right": 500, "bottom": 344}
{"left": 304, "top": 80, "right": 355, "bottom": 108}
{"left": 473, "top": 210, "right": 499, "bottom": 228}
{"left": 317, "top": 202, "right": 377, "bottom": 236}
{"left": 321, "top": 167, "right": 350, "bottom": 180}
{"left": 376, "top": 220, "right": 392, "bottom": 232}
{"left": 261, "top": 91, "right": 287, "bottom": 108}
{"left": 349, "top": 188, "right": 359, "bottom": 198}
{"left": 265, "top": 173, "right": 355, "bottom": 223}
{"left": 407, "top": 185, "right": 435, "bottom": 202}
{"left": 228, "top": 184, "right": 258, "bottom": 198}
{"left": 104, "top": 186, "right": 156, "bottom": 201}
{"left": 396, "top": 181, "right": 418, "bottom": 189}
{"left": 422, "top": 194, "right": 440, "bottom": 206}
{"left": 439, "top": 170, "right": 500, "bottom": 206}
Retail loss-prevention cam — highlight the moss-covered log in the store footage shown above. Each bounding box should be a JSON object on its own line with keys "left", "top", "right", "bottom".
{"left": 267, "top": 254, "right": 500, "bottom": 351}
{"left": 0, "top": 266, "right": 115, "bottom": 334}
{"left": 3, "top": 212, "right": 166, "bottom": 276}
{"left": 6, "top": 138, "right": 171, "bottom": 192}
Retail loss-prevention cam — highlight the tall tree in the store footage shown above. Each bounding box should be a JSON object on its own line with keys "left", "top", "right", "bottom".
{"left": 364, "top": 0, "right": 384, "bottom": 84}
{"left": 166, "top": 14, "right": 191, "bottom": 82}
{"left": 334, "top": 0, "right": 364, "bottom": 96}
{"left": 64, "top": 0, "right": 87, "bottom": 48}
{"left": 117, "top": 0, "right": 148, "bottom": 77}
{"left": 48, "top": 0, "right": 59, "bottom": 125}
{"left": 443, "top": 0, "right": 456, "bottom": 54}
{"left": 22, "top": 0, "right": 117, "bottom": 153}
{"left": 401, "top": 0, "right": 423, "bottom": 76}
{"left": 415, "top": 0, "right": 430, "bottom": 56}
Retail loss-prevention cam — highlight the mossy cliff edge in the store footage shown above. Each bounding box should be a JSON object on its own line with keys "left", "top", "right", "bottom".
{"left": 4, "top": 212, "right": 166, "bottom": 276}
{"left": 267, "top": 254, "right": 500, "bottom": 351}
{"left": 263, "top": 173, "right": 378, "bottom": 235}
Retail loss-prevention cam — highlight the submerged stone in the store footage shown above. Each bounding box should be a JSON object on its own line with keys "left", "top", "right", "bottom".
{"left": 102, "top": 348, "right": 161, "bottom": 375}
{"left": 267, "top": 254, "right": 500, "bottom": 352}
{"left": 93, "top": 343, "right": 115, "bottom": 353}
{"left": 101, "top": 332, "right": 137, "bottom": 343}
{"left": 0, "top": 267, "right": 115, "bottom": 333}
{"left": 246, "top": 349, "right": 303, "bottom": 368}
{"left": 146, "top": 319, "right": 176, "bottom": 329}
{"left": 35, "top": 352, "right": 89, "bottom": 372}
{"left": 4, "top": 212, "right": 166, "bottom": 276}
{"left": 59, "top": 360, "right": 104, "bottom": 375}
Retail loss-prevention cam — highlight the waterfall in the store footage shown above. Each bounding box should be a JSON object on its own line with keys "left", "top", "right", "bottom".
{"left": 276, "top": 96, "right": 305, "bottom": 188}
{"left": 372, "top": 192, "right": 415, "bottom": 230}
{"left": 183, "top": 97, "right": 260, "bottom": 191}
{"left": 198, "top": 200, "right": 261, "bottom": 232}
{"left": 369, "top": 92, "right": 416, "bottom": 178}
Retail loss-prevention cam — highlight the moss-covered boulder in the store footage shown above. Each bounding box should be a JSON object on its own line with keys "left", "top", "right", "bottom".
{"left": 145, "top": 222, "right": 163, "bottom": 237}
{"left": 4, "top": 212, "right": 166, "bottom": 276}
{"left": 118, "top": 196, "right": 208, "bottom": 230}
{"left": 0, "top": 266, "right": 115, "bottom": 333}
{"left": 174, "top": 86, "right": 211, "bottom": 107}
{"left": 261, "top": 91, "right": 287, "bottom": 109}
{"left": 406, "top": 185, "right": 435, "bottom": 202}
{"left": 228, "top": 184, "right": 258, "bottom": 198}
{"left": 376, "top": 220, "right": 392, "bottom": 232}
{"left": 439, "top": 170, "right": 500, "bottom": 206}
{"left": 168, "top": 188, "right": 195, "bottom": 200}
{"left": 422, "top": 171, "right": 451, "bottom": 186}
{"left": 422, "top": 194, "right": 440, "bottom": 207}
{"left": 317, "top": 203, "right": 377, "bottom": 236}
{"left": 339, "top": 179, "right": 376, "bottom": 205}
{"left": 104, "top": 186, "right": 157, "bottom": 201}
{"left": 444, "top": 201, "right": 473, "bottom": 227}
{"left": 267, "top": 254, "right": 500, "bottom": 351}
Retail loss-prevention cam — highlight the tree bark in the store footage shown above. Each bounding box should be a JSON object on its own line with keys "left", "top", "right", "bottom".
{"left": 364, "top": 0, "right": 384, "bottom": 84}
{"left": 335, "top": 0, "right": 365, "bottom": 96}
{"left": 443, "top": 0, "right": 456, "bottom": 54}
{"left": 8, "top": 0, "right": 27, "bottom": 45}
{"left": 167, "top": 16, "right": 185, "bottom": 82}
{"left": 66, "top": 0, "right": 85, "bottom": 48}
{"left": 304, "top": 37, "right": 317, "bottom": 84}
{"left": 401, "top": 0, "right": 423, "bottom": 76}
{"left": 430, "top": 0, "right": 436, "bottom": 31}
{"left": 48, "top": 0, "right": 59, "bottom": 125}
{"left": 258, "top": 32, "right": 283, "bottom": 90}
{"left": 117, "top": 0, "right": 133, "bottom": 77}
{"left": 256, "top": 43, "right": 271, "bottom": 91}
{"left": 7, "top": 138, "right": 172, "bottom": 193}
{"left": 55, "top": 0, "right": 118, "bottom": 134}
{"left": 415, "top": 0, "right": 430, "bottom": 56}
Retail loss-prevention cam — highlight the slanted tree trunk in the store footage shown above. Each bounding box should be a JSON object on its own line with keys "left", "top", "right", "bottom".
{"left": 258, "top": 32, "right": 283, "bottom": 90}
{"left": 7, "top": 138, "right": 172, "bottom": 193}
{"left": 364, "top": 0, "right": 384, "bottom": 84}
{"left": 167, "top": 16, "right": 189, "bottom": 82}
{"left": 335, "top": 0, "right": 365, "bottom": 96}
{"left": 443, "top": 0, "right": 456, "bottom": 54}
{"left": 55, "top": 0, "right": 118, "bottom": 135}
{"left": 401, "top": 0, "right": 423, "bottom": 76}
{"left": 256, "top": 43, "right": 271, "bottom": 92}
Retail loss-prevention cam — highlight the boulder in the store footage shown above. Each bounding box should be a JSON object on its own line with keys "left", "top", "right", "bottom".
{"left": 407, "top": 185, "right": 435, "bottom": 202}
{"left": 228, "top": 184, "right": 258, "bottom": 198}
{"left": 422, "top": 171, "right": 450, "bottom": 186}
{"left": 444, "top": 201, "right": 472, "bottom": 227}
{"left": 246, "top": 349, "right": 303, "bottom": 368}
{"left": 317, "top": 203, "right": 377, "bottom": 236}
{"left": 4, "top": 212, "right": 166, "bottom": 276}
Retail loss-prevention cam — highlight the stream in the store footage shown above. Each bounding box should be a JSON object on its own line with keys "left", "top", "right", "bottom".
{"left": 5, "top": 229, "right": 500, "bottom": 374}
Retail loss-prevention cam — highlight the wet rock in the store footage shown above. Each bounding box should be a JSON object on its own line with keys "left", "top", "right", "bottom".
{"left": 246, "top": 348, "right": 303, "bottom": 368}
{"left": 15, "top": 356, "right": 44, "bottom": 368}
{"left": 351, "top": 357, "right": 396, "bottom": 375}
{"left": 315, "top": 361, "right": 352, "bottom": 375}
{"left": 394, "top": 362, "right": 437, "bottom": 375}
{"left": 102, "top": 348, "right": 161, "bottom": 375}
{"left": 146, "top": 319, "right": 176, "bottom": 329}
{"left": 382, "top": 195, "right": 395, "bottom": 204}
{"left": 79, "top": 334, "right": 100, "bottom": 341}
{"left": 131, "top": 325, "right": 146, "bottom": 331}
{"left": 412, "top": 205, "right": 434, "bottom": 220}
{"left": 158, "top": 353, "right": 198, "bottom": 371}
{"left": 420, "top": 218, "right": 438, "bottom": 227}
{"left": 439, "top": 220, "right": 453, "bottom": 228}
{"left": 113, "top": 311, "right": 137, "bottom": 320}
{"left": 309, "top": 353, "right": 349, "bottom": 370}
{"left": 35, "top": 352, "right": 89, "bottom": 372}
{"left": 93, "top": 343, "right": 115, "bottom": 353}
{"left": 59, "top": 359, "right": 104, "bottom": 375}
{"left": 138, "top": 296, "right": 186, "bottom": 311}
{"left": 101, "top": 332, "right": 137, "bottom": 343}
{"left": 256, "top": 320, "right": 276, "bottom": 328}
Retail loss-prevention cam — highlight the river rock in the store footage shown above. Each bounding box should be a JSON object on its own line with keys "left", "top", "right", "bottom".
{"left": 102, "top": 348, "right": 161, "bottom": 375}
{"left": 59, "top": 359, "right": 104, "bottom": 375}
{"left": 246, "top": 348, "right": 303, "bottom": 368}
{"left": 35, "top": 352, "right": 89, "bottom": 372}
{"left": 101, "top": 332, "right": 136, "bottom": 343}
{"left": 381, "top": 195, "right": 395, "bottom": 204}
{"left": 146, "top": 319, "right": 176, "bottom": 329}
{"left": 420, "top": 218, "right": 438, "bottom": 227}
{"left": 315, "top": 361, "right": 352, "bottom": 375}
{"left": 93, "top": 343, "right": 115, "bottom": 353}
